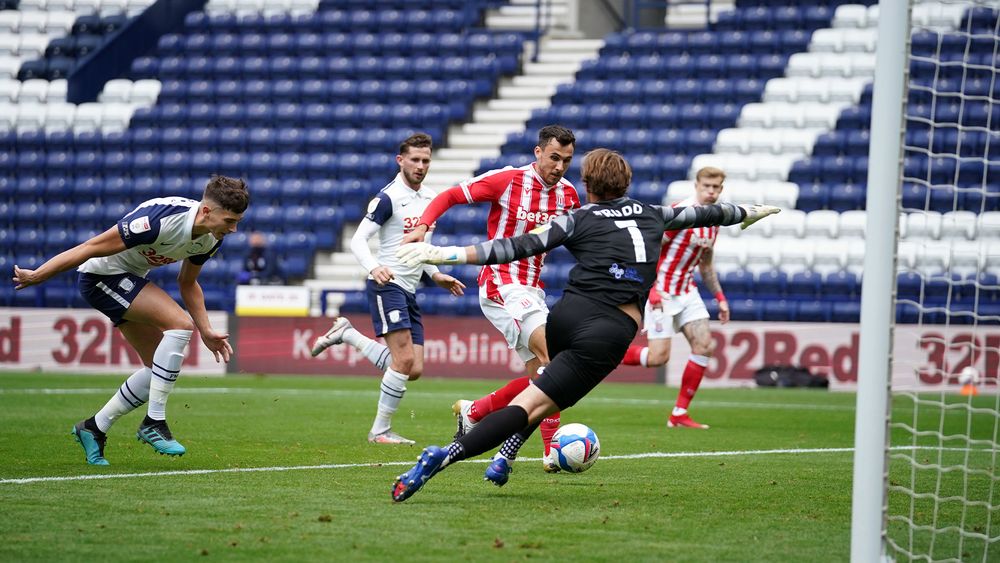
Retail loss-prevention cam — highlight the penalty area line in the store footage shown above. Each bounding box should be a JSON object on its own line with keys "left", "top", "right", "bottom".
{"left": 0, "top": 445, "right": 970, "bottom": 486}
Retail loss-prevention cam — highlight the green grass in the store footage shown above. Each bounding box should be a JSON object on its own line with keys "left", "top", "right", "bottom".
{"left": 0, "top": 372, "right": 993, "bottom": 562}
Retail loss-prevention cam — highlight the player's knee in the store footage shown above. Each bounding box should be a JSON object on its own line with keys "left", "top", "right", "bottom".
{"left": 392, "top": 354, "right": 416, "bottom": 375}
{"left": 692, "top": 339, "right": 716, "bottom": 357}
{"left": 166, "top": 318, "right": 195, "bottom": 333}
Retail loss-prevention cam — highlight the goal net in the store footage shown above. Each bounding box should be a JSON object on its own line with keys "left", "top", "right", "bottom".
{"left": 882, "top": 1, "right": 999, "bottom": 561}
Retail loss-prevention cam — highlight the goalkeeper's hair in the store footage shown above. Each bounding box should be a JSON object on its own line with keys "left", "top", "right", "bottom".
{"left": 399, "top": 132, "right": 433, "bottom": 155}
{"left": 582, "top": 148, "right": 632, "bottom": 200}
{"left": 203, "top": 175, "right": 249, "bottom": 213}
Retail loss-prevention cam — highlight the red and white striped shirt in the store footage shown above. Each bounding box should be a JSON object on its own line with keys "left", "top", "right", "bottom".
{"left": 417, "top": 164, "right": 580, "bottom": 300}
{"left": 655, "top": 195, "right": 719, "bottom": 297}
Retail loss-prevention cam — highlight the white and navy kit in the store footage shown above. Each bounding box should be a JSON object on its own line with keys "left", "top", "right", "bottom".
{"left": 352, "top": 174, "right": 438, "bottom": 343}
{"left": 468, "top": 197, "right": 746, "bottom": 409}
{"left": 78, "top": 197, "right": 221, "bottom": 325}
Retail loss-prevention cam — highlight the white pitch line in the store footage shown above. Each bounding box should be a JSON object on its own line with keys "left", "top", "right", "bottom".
{"left": 0, "top": 446, "right": 985, "bottom": 486}
{"left": 0, "top": 386, "right": 855, "bottom": 411}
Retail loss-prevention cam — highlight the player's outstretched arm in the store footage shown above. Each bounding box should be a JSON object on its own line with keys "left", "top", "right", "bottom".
{"left": 397, "top": 213, "right": 576, "bottom": 267}
{"left": 658, "top": 202, "right": 779, "bottom": 232}
{"left": 12, "top": 227, "right": 126, "bottom": 289}
{"left": 178, "top": 259, "right": 232, "bottom": 363}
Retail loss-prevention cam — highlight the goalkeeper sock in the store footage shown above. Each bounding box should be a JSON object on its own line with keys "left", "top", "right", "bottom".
{"left": 456, "top": 405, "right": 529, "bottom": 460}
{"left": 95, "top": 366, "right": 151, "bottom": 432}
{"left": 147, "top": 329, "right": 192, "bottom": 421}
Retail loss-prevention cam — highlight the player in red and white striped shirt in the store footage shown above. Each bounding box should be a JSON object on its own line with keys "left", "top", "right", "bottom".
{"left": 620, "top": 166, "right": 730, "bottom": 429}
{"left": 403, "top": 125, "right": 580, "bottom": 472}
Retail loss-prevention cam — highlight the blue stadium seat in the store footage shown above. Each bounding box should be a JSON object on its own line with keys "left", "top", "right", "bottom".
{"left": 796, "top": 301, "right": 831, "bottom": 322}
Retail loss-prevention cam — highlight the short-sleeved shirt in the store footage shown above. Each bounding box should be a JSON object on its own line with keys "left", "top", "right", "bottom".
{"left": 78, "top": 197, "right": 221, "bottom": 277}
{"left": 362, "top": 175, "right": 438, "bottom": 294}
{"left": 456, "top": 165, "right": 580, "bottom": 299}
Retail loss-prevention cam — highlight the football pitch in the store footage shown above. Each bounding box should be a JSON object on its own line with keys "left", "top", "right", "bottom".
{"left": 0, "top": 372, "right": 990, "bottom": 562}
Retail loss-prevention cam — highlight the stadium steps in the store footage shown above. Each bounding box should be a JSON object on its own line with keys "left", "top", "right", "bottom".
{"left": 484, "top": 0, "right": 571, "bottom": 33}
{"left": 666, "top": 0, "right": 735, "bottom": 29}
{"left": 422, "top": 36, "right": 602, "bottom": 191}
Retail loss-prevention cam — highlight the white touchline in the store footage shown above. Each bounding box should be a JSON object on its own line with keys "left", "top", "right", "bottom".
{"left": 0, "top": 446, "right": 985, "bottom": 486}
{"left": 0, "top": 387, "right": 856, "bottom": 411}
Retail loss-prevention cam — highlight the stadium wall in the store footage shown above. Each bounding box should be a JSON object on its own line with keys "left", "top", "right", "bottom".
{"left": 1, "top": 308, "right": 994, "bottom": 392}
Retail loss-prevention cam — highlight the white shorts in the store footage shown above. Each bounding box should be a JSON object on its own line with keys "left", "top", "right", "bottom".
{"left": 479, "top": 284, "right": 549, "bottom": 362}
{"left": 643, "top": 289, "right": 709, "bottom": 340}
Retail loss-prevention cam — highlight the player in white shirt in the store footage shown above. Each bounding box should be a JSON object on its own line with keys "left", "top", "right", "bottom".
{"left": 12, "top": 176, "right": 248, "bottom": 465}
{"left": 310, "top": 133, "right": 465, "bottom": 444}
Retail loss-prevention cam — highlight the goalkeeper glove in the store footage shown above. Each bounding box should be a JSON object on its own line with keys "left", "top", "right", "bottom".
{"left": 740, "top": 204, "right": 781, "bottom": 230}
{"left": 396, "top": 242, "right": 467, "bottom": 267}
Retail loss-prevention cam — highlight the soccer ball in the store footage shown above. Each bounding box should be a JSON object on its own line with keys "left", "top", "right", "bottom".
{"left": 549, "top": 423, "right": 600, "bottom": 473}
{"left": 959, "top": 366, "right": 980, "bottom": 385}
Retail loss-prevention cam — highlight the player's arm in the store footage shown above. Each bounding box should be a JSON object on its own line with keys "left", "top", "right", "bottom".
{"left": 698, "top": 246, "right": 730, "bottom": 324}
{"left": 657, "top": 203, "right": 779, "bottom": 232}
{"left": 12, "top": 226, "right": 126, "bottom": 289}
{"left": 397, "top": 212, "right": 577, "bottom": 267}
{"left": 353, "top": 196, "right": 394, "bottom": 285}
{"left": 178, "top": 248, "right": 233, "bottom": 363}
{"left": 402, "top": 169, "right": 511, "bottom": 243}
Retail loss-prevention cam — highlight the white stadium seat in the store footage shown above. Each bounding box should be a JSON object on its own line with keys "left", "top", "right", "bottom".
{"left": 803, "top": 210, "right": 839, "bottom": 239}
{"left": 896, "top": 240, "right": 919, "bottom": 273}
{"left": 759, "top": 181, "right": 798, "bottom": 208}
{"left": 44, "top": 11, "right": 77, "bottom": 34}
{"left": 940, "top": 211, "right": 977, "bottom": 240}
{"left": 0, "top": 102, "right": 16, "bottom": 131}
{"left": 777, "top": 238, "right": 815, "bottom": 275}
{"left": 73, "top": 102, "right": 105, "bottom": 132}
{"left": 845, "top": 240, "right": 866, "bottom": 276}
{"left": 984, "top": 241, "right": 1000, "bottom": 276}
{"left": 16, "top": 103, "right": 47, "bottom": 132}
{"left": 100, "top": 102, "right": 136, "bottom": 132}
{"left": 18, "top": 34, "right": 49, "bottom": 59}
{"left": 904, "top": 211, "right": 942, "bottom": 240}
{"left": 0, "top": 79, "right": 18, "bottom": 102}
{"left": 839, "top": 210, "right": 868, "bottom": 239}
{"left": 17, "top": 12, "right": 48, "bottom": 34}
{"left": 950, "top": 242, "right": 983, "bottom": 279}
{"left": 46, "top": 79, "right": 67, "bottom": 102}
{"left": 811, "top": 239, "right": 847, "bottom": 277}
{"left": 0, "top": 57, "right": 18, "bottom": 80}
{"left": 0, "top": 11, "right": 21, "bottom": 34}
{"left": 842, "top": 29, "right": 877, "bottom": 53}
{"left": 17, "top": 79, "right": 49, "bottom": 103}
{"left": 712, "top": 237, "right": 748, "bottom": 273}
{"left": 977, "top": 212, "right": 1000, "bottom": 239}
{"left": 100, "top": 78, "right": 133, "bottom": 103}
{"left": 914, "top": 241, "right": 952, "bottom": 276}
{"left": 101, "top": 0, "right": 129, "bottom": 14}
{"left": 833, "top": 4, "right": 869, "bottom": 28}
{"left": 131, "top": 79, "right": 161, "bottom": 104}
{"left": 0, "top": 35, "right": 17, "bottom": 56}
{"left": 768, "top": 208, "right": 807, "bottom": 238}
{"left": 73, "top": 0, "right": 101, "bottom": 15}
{"left": 44, "top": 102, "right": 76, "bottom": 131}
{"left": 745, "top": 242, "right": 778, "bottom": 276}
{"left": 664, "top": 180, "right": 693, "bottom": 204}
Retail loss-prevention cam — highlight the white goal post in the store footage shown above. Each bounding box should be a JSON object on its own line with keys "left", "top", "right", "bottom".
{"left": 852, "top": 1, "right": 999, "bottom": 561}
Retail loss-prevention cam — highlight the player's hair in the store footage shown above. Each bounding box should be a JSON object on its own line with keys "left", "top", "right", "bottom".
{"left": 399, "top": 132, "right": 433, "bottom": 155}
{"left": 537, "top": 124, "right": 575, "bottom": 149}
{"left": 582, "top": 148, "right": 632, "bottom": 200}
{"left": 695, "top": 166, "right": 726, "bottom": 183}
{"left": 203, "top": 175, "right": 250, "bottom": 213}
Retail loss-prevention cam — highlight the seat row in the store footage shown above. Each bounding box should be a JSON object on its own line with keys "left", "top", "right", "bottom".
{"left": 181, "top": 7, "right": 480, "bottom": 34}
{"left": 156, "top": 30, "right": 524, "bottom": 58}
{"left": 130, "top": 54, "right": 510, "bottom": 83}
{"left": 15, "top": 0, "right": 153, "bottom": 14}
{"left": 129, "top": 102, "right": 459, "bottom": 128}
{"left": 723, "top": 209, "right": 998, "bottom": 241}
{"left": 789, "top": 153, "right": 1000, "bottom": 187}
{"left": 0, "top": 77, "right": 67, "bottom": 103}
{"left": 713, "top": 5, "right": 836, "bottom": 31}
{"left": 578, "top": 53, "right": 788, "bottom": 80}
{"left": 556, "top": 78, "right": 766, "bottom": 105}
{"left": 528, "top": 103, "right": 743, "bottom": 130}
{"left": 2, "top": 125, "right": 440, "bottom": 154}
{"left": 601, "top": 29, "right": 812, "bottom": 56}
{"left": 0, "top": 101, "right": 139, "bottom": 133}
{"left": 154, "top": 78, "right": 476, "bottom": 106}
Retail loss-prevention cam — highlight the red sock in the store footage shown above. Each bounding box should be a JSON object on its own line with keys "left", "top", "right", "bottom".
{"left": 470, "top": 376, "right": 531, "bottom": 422}
{"left": 676, "top": 355, "right": 708, "bottom": 410}
{"left": 540, "top": 412, "right": 561, "bottom": 455}
{"left": 622, "top": 345, "right": 645, "bottom": 366}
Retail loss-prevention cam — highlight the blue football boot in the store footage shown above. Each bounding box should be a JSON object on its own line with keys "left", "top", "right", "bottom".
{"left": 72, "top": 420, "right": 109, "bottom": 466}
{"left": 136, "top": 417, "right": 186, "bottom": 456}
{"left": 484, "top": 456, "right": 513, "bottom": 487}
{"left": 391, "top": 446, "right": 447, "bottom": 502}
